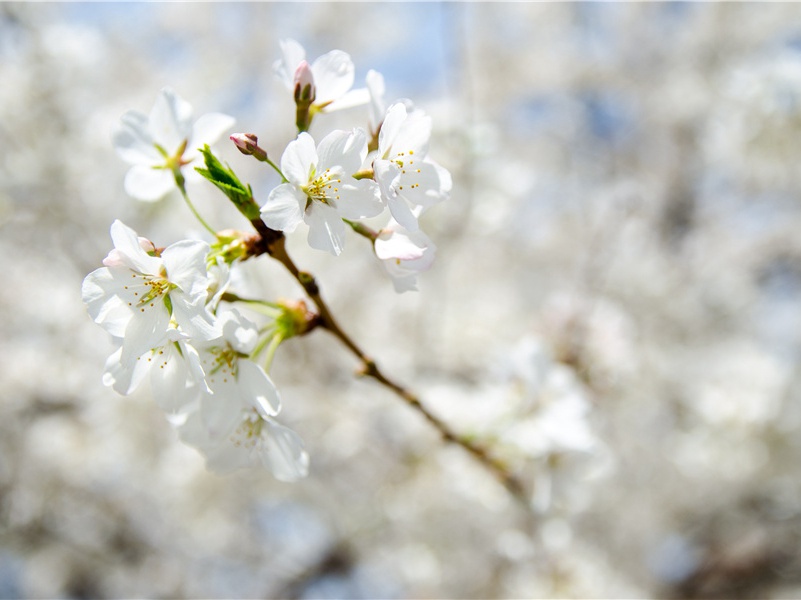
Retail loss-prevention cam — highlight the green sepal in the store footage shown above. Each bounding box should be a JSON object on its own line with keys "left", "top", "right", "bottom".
{"left": 195, "top": 145, "right": 261, "bottom": 221}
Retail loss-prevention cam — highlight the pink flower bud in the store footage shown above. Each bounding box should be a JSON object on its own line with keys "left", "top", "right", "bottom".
{"left": 293, "top": 60, "right": 316, "bottom": 104}
{"left": 230, "top": 132, "right": 259, "bottom": 155}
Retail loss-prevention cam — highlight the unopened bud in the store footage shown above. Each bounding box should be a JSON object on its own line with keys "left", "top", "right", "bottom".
{"left": 293, "top": 60, "right": 316, "bottom": 105}
{"left": 230, "top": 132, "right": 259, "bottom": 155}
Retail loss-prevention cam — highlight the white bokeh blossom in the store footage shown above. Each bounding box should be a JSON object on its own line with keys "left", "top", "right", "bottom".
{"left": 274, "top": 38, "right": 368, "bottom": 112}
{"left": 261, "top": 129, "right": 383, "bottom": 255}
{"left": 112, "top": 87, "right": 234, "bottom": 201}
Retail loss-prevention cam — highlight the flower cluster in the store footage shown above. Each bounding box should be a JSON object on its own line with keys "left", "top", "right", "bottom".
{"left": 82, "top": 39, "right": 452, "bottom": 481}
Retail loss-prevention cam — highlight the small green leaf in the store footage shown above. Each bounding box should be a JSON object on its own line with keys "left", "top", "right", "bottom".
{"left": 195, "top": 145, "right": 261, "bottom": 221}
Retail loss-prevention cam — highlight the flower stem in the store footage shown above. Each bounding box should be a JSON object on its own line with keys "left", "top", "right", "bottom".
{"left": 174, "top": 172, "right": 217, "bottom": 237}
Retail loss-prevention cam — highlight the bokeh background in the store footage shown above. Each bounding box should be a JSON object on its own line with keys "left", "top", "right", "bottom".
{"left": 4, "top": 2, "right": 801, "bottom": 598}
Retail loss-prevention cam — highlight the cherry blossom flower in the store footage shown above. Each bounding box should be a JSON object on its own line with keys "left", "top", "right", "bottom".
{"left": 373, "top": 103, "right": 452, "bottom": 230}
{"left": 374, "top": 218, "right": 437, "bottom": 292}
{"left": 82, "top": 220, "right": 219, "bottom": 365}
{"left": 178, "top": 406, "right": 309, "bottom": 481}
{"left": 193, "top": 309, "right": 282, "bottom": 439}
{"left": 112, "top": 88, "right": 234, "bottom": 201}
{"left": 102, "top": 327, "right": 208, "bottom": 414}
{"left": 273, "top": 38, "right": 368, "bottom": 112}
{"left": 261, "top": 129, "right": 382, "bottom": 255}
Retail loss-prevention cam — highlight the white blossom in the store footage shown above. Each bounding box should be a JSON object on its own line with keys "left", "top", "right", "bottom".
{"left": 373, "top": 103, "right": 451, "bottom": 230}
{"left": 261, "top": 129, "right": 382, "bottom": 255}
{"left": 112, "top": 87, "right": 234, "bottom": 201}
{"left": 82, "top": 220, "right": 219, "bottom": 365}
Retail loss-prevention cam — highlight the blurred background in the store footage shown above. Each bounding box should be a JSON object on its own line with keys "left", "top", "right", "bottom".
{"left": 4, "top": 2, "right": 801, "bottom": 598}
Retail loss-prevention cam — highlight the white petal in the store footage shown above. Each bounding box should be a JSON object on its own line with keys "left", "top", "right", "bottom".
{"left": 149, "top": 87, "right": 193, "bottom": 152}
{"left": 151, "top": 343, "right": 195, "bottom": 413}
{"left": 274, "top": 38, "right": 306, "bottom": 89}
{"left": 112, "top": 111, "right": 161, "bottom": 165}
{"left": 171, "top": 297, "right": 220, "bottom": 341}
{"left": 103, "top": 345, "right": 149, "bottom": 395}
{"left": 236, "top": 360, "right": 281, "bottom": 417}
{"left": 197, "top": 391, "right": 243, "bottom": 441}
{"left": 258, "top": 418, "right": 310, "bottom": 481}
{"left": 317, "top": 128, "right": 366, "bottom": 175}
{"left": 109, "top": 220, "right": 162, "bottom": 274}
{"left": 375, "top": 227, "right": 428, "bottom": 261}
{"left": 261, "top": 184, "right": 306, "bottom": 233}
{"left": 82, "top": 268, "right": 133, "bottom": 337}
{"left": 120, "top": 301, "right": 171, "bottom": 365}
{"left": 396, "top": 160, "right": 450, "bottom": 208}
{"left": 391, "top": 110, "right": 432, "bottom": 157}
{"left": 311, "top": 49, "right": 354, "bottom": 104}
{"left": 161, "top": 239, "right": 211, "bottom": 298}
{"left": 306, "top": 202, "right": 346, "bottom": 255}
{"left": 378, "top": 103, "right": 407, "bottom": 157}
{"left": 185, "top": 112, "right": 236, "bottom": 161}
{"left": 366, "top": 70, "right": 386, "bottom": 128}
{"left": 124, "top": 165, "right": 175, "bottom": 202}
{"left": 281, "top": 133, "right": 317, "bottom": 185}
{"left": 335, "top": 179, "right": 383, "bottom": 220}
{"left": 323, "top": 87, "right": 370, "bottom": 113}
{"left": 386, "top": 195, "right": 419, "bottom": 231}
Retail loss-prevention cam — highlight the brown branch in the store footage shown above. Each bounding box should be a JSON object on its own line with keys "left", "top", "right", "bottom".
{"left": 251, "top": 230, "right": 528, "bottom": 505}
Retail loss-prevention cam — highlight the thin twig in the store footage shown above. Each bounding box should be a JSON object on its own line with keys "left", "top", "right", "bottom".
{"left": 254, "top": 231, "right": 528, "bottom": 504}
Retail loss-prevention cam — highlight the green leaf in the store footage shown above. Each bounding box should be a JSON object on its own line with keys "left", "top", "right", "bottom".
{"left": 195, "top": 145, "right": 261, "bottom": 221}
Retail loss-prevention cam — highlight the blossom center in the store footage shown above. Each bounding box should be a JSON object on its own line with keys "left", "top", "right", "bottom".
{"left": 230, "top": 409, "right": 266, "bottom": 448}
{"left": 302, "top": 167, "right": 343, "bottom": 208}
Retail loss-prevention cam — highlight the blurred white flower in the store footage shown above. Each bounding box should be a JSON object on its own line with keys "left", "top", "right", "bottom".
{"left": 373, "top": 103, "right": 451, "bottom": 230}
{"left": 112, "top": 87, "right": 235, "bottom": 201}
{"left": 179, "top": 406, "right": 309, "bottom": 482}
{"left": 82, "top": 220, "right": 219, "bottom": 365}
{"left": 261, "top": 129, "right": 382, "bottom": 255}
{"left": 274, "top": 38, "right": 368, "bottom": 112}
{"left": 374, "top": 218, "right": 436, "bottom": 292}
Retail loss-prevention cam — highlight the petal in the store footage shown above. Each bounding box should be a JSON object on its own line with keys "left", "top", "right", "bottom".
{"left": 377, "top": 103, "right": 407, "bottom": 157}
{"left": 281, "top": 133, "right": 317, "bottom": 185}
{"left": 120, "top": 301, "right": 171, "bottom": 365}
{"left": 112, "top": 111, "right": 162, "bottom": 165}
{"left": 109, "top": 220, "right": 162, "bottom": 274}
{"left": 124, "top": 165, "right": 175, "bottom": 202}
{"left": 103, "top": 345, "right": 150, "bottom": 395}
{"left": 323, "top": 87, "right": 370, "bottom": 113}
{"left": 261, "top": 184, "right": 306, "bottom": 233}
{"left": 199, "top": 391, "right": 244, "bottom": 441}
{"left": 150, "top": 343, "right": 196, "bottom": 413}
{"left": 149, "top": 87, "right": 193, "bottom": 152}
{"left": 391, "top": 110, "right": 432, "bottom": 158}
{"left": 236, "top": 360, "right": 281, "bottom": 417}
{"left": 171, "top": 297, "right": 220, "bottom": 341}
{"left": 82, "top": 268, "right": 133, "bottom": 337}
{"left": 185, "top": 112, "right": 236, "bottom": 160}
{"left": 258, "top": 418, "right": 310, "bottom": 481}
{"left": 317, "top": 128, "right": 366, "bottom": 175}
{"left": 375, "top": 227, "right": 429, "bottom": 261}
{"left": 274, "top": 38, "right": 306, "bottom": 89}
{"left": 311, "top": 49, "right": 354, "bottom": 104}
{"left": 366, "top": 70, "right": 386, "bottom": 127}
{"left": 161, "top": 239, "right": 211, "bottom": 297}
{"left": 386, "top": 195, "right": 419, "bottom": 231}
{"left": 306, "top": 202, "right": 346, "bottom": 255}
{"left": 396, "top": 160, "right": 450, "bottom": 208}
{"left": 335, "top": 179, "right": 383, "bottom": 220}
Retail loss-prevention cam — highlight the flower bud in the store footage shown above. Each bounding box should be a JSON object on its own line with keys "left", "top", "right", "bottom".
{"left": 230, "top": 132, "right": 259, "bottom": 155}
{"left": 293, "top": 60, "right": 316, "bottom": 105}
